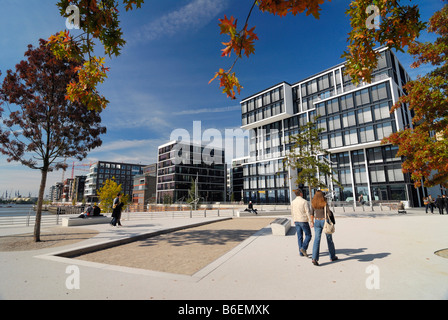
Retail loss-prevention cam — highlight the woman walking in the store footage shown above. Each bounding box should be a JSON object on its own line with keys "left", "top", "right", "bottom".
{"left": 110, "top": 192, "right": 124, "bottom": 227}
{"left": 310, "top": 190, "right": 337, "bottom": 266}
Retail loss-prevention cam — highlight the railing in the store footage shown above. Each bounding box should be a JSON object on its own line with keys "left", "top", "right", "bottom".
{"left": 330, "top": 200, "right": 403, "bottom": 213}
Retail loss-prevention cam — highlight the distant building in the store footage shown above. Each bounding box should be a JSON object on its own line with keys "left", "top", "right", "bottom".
{"left": 156, "top": 141, "right": 226, "bottom": 204}
{"left": 132, "top": 163, "right": 157, "bottom": 207}
{"left": 84, "top": 161, "right": 147, "bottom": 203}
{"left": 49, "top": 182, "right": 63, "bottom": 202}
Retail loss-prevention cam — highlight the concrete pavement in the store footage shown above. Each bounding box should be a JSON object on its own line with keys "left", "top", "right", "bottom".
{"left": 0, "top": 208, "right": 447, "bottom": 300}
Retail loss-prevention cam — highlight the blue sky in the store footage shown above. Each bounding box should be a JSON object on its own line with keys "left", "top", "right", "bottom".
{"left": 0, "top": 0, "right": 445, "bottom": 197}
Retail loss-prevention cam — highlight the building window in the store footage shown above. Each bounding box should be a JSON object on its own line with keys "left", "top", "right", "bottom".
{"left": 328, "top": 115, "right": 341, "bottom": 131}
{"left": 355, "top": 89, "right": 370, "bottom": 106}
{"left": 340, "top": 93, "right": 354, "bottom": 110}
{"left": 371, "top": 83, "right": 388, "bottom": 101}
{"left": 330, "top": 132, "right": 343, "bottom": 148}
{"left": 359, "top": 126, "right": 375, "bottom": 143}
{"left": 357, "top": 107, "right": 373, "bottom": 124}
{"left": 327, "top": 98, "right": 339, "bottom": 114}
{"left": 373, "top": 102, "right": 391, "bottom": 120}
{"left": 376, "top": 122, "right": 393, "bottom": 140}
{"left": 342, "top": 111, "right": 356, "bottom": 127}
{"left": 344, "top": 129, "right": 358, "bottom": 146}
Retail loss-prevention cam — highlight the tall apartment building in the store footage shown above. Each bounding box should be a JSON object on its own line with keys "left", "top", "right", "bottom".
{"left": 240, "top": 47, "right": 425, "bottom": 207}
{"left": 156, "top": 141, "right": 226, "bottom": 204}
{"left": 84, "top": 161, "right": 146, "bottom": 203}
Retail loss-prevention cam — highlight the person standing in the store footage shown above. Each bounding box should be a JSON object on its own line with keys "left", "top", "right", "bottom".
{"left": 290, "top": 189, "right": 312, "bottom": 257}
{"left": 427, "top": 195, "right": 435, "bottom": 214}
{"left": 110, "top": 192, "right": 124, "bottom": 226}
{"left": 436, "top": 195, "right": 444, "bottom": 215}
{"left": 444, "top": 195, "right": 448, "bottom": 215}
{"left": 310, "top": 190, "right": 337, "bottom": 266}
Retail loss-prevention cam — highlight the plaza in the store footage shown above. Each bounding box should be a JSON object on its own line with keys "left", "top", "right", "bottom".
{"left": 0, "top": 208, "right": 447, "bottom": 300}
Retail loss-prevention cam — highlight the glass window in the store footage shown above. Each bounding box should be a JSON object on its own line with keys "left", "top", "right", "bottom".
{"left": 250, "top": 177, "right": 257, "bottom": 188}
{"left": 272, "top": 88, "right": 280, "bottom": 102}
{"left": 357, "top": 107, "right": 373, "bottom": 124}
{"left": 256, "top": 108, "right": 263, "bottom": 121}
{"left": 316, "top": 102, "right": 325, "bottom": 116}
{"left": 263, "top": 92, "right": 271, "bottom": 105}
{"left": 387, "top": 164, "right": 404, "bottom": 182}
{"left": 390, "top": 185, "right": 406, "bottom": 200}
{"left": 351, "top": 150, "right": 365, "bottom": 166}
{"left": 301, "top": 84, "right": 307, "bottom": 97}
{"left": 354, "top": 167, "right": 368, "bottom": 184}
{"left": 340, "top": 93, "right": 354, "bottom": 110}
{"left": 376, "top": 122, "right": 393, "bottom": 140}
{"left": 310, "top": 79, "right": 318, "bottom": 94}
{"left": 374, "top": 102, "right": 391, "bottom": 120}
{"left": 371, "top": 83, "right": 388, "bottom": 102}
{"left": 258, "top": 176, "right": 266, "bottom": 188}
{"left": 376, "top": 51, "right": 387, "bottom": 70}
{"left": 317, "top": 118, "right": 327, "bottom": 132}
{"left": 384, "top": 145, "right": 401, "bottom": 162}
{"left": 330, "top": 132, "right": 343, "bottom": 148}
{"left": 321, "top": 135, "right": 329, "bottom": 149}
{"left": 299, "top": 113, "right": 308, "bottom": 127}
{"left": 328, "top": 115, "right": 341, "bottom": 131}
{"left": 342, "top": 111, "right": 356, "bottom": 127}
{"left": 338, "top": 168, "right": 352, "bottom": 185}
{"left": 327, "top": 98, "right": 339, "bottom": 114}
{"left": 355, "top": 89, "right": 370, "bottom": 106}
{"left": 256, "top": 96, "right": 262, "bottom": 108}
{"left": 370, "top": 166, "right": 386, "bottom": 183}
{"left": 359, "top": 126, "right": 375, "bottom": 143}
{"left": 368, "top": 147, "right": 383, "bottom": 164}
{"left": 344, "top": 129, "right": 358, "bottom": 145}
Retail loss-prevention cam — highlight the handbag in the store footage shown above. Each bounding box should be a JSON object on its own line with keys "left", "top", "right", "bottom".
{"left": 323, "top": 206, "right": 335, "bottom": 234}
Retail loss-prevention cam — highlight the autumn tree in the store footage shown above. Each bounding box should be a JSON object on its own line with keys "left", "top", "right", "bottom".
{"left": 97, "top": 177, "right": 129, "bottom": 213}
{"left": 0, "top": 39, "right": 107, "bottom": 242}
{"left": 383, "top": 4, "right": 448, "bottom": 188}
{"left": 49, "top": 0, "right": 144, "bottom": 111}
{"left": 212, "top": 0, "right": 426, "bottom": 98}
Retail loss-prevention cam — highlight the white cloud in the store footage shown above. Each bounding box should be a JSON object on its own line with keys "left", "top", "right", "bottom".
{"left": 134, "top": 0, "right": 228, "bottom": 42}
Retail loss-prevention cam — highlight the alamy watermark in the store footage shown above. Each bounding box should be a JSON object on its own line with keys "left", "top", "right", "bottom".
{"left": 366, "top": 4, "right": 381, "bottom": 30}
{"left": 65, "top": 265, "right": 80, "bottom": 290}
{"left": 365, "top": 264, "right": 380, "bottom": 290}
{"left": 65, "top": 5, "right": 80, "bottom": 30}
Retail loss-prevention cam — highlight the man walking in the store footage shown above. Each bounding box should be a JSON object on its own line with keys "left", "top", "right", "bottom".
{"left": 291, "top": 189, "right": 312, "bottom": 257}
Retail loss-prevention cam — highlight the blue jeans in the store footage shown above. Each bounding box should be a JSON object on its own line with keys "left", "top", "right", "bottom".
{"left": 312, "top": 219, "right": 336, "bottom": 261}
{"left": 294, "top": 222, "right": 312, "bottom": 255}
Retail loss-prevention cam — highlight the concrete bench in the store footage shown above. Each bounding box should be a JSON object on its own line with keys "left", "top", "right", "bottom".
{"left": 270, "top": 218, "right": 291, "bottom": 236}
{"left": 62, "top": 216, "right": 110, "bottom": 227}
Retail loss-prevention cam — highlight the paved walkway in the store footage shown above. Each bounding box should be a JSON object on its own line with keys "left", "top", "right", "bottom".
{"left": 0, "top": 208, "right": 447, "bottom": 300}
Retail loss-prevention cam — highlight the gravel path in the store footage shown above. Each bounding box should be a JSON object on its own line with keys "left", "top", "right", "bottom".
{"left": 72, "top": 218, "right": 274, "bottom": 275}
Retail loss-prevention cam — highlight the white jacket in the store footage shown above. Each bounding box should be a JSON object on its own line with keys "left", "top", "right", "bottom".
{"left": 291, "top": 196, "right": 311, "bottom": 223}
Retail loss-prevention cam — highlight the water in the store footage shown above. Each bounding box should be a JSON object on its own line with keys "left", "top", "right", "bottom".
{"left": 0, "top": 204, "right": 49, "bottom": 217}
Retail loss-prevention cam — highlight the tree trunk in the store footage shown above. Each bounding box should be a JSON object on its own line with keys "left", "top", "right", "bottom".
{"left": 34, "top": 169, "right": 48, "bottom": 242}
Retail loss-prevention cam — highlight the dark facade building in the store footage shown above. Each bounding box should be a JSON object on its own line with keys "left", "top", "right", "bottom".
{"left": 239, "top": 47, "right": 428, "bottom": 207}
{"left": 156, "top": 141, "right": 226, "bottom": 204}
{"left": 84, "top": 161, "right": 146, "bottom": 202}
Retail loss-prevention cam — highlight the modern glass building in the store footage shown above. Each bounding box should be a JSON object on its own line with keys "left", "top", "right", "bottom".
{"left": 84, "top": 161, "right": 146, "bottom": 202}
{"left": 156, "top": 141, "right": 226, "bottom": 203}
{"left": 239, "top": 47, "right": 425, "bottom": 207}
